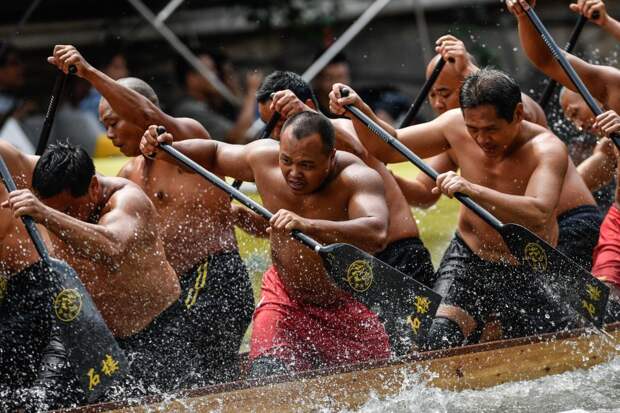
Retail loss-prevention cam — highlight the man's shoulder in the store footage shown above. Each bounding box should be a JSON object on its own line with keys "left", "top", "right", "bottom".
{"left": 336, "top": 152, "right": 382, "bottom": 186}
{"left": 108, "top": 177, "right": 155, "bottom": 213}
{"left": 525, "top": 122, "right": 568, "bottom": 159}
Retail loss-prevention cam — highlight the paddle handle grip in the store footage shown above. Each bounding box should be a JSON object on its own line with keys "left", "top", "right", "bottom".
{"left": 0, "top": 154, "right": 50, "bottom": 260}
{"left": 35, "top": 65, "right": 76, "bottom": 156}
{"left": 342, "top": 93, "right": 504, "bottom": 231}
{"left": 538, "top": 14, "right": 588, "bottom": 109}
{"left": 399, "top": 58, "right": 447, "bottom": 128}
{"left": 525, "top": 8, "right": 620, "bottom": 148}
{"left": 155, "top": 127, "right": 323, "bottom": 251}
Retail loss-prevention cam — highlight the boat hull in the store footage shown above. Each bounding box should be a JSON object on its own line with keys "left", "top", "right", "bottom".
{"left": 63, "top": 323, "right": 619, "bottom": 413}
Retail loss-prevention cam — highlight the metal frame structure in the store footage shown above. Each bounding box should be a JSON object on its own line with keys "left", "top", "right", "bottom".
{"left": 125, "top": 0, "right": 396, "bottom": 135}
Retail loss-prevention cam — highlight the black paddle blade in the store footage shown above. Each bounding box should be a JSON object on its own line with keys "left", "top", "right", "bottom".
{"left": 319, "top": 243, "right": 441, "bottom": 348}
{"left": 47, "top": 258, "right": 128, "bottom": 403}
{"left": 500, "top": 223, "right": 609, "bottom": 328}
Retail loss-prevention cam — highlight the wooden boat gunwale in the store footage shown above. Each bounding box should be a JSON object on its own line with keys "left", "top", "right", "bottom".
{"left": 62, "top": 322, "right": 620, "bottom": 412}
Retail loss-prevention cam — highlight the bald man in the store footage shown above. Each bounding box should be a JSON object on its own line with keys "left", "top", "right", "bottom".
{"left": 48, "top": 45, "right": 254, "bottom": 387}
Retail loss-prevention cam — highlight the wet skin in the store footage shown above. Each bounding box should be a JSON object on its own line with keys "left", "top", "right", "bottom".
{"left": 141, "top": 130, "right": 389, "bottom": 307}
{"left": 101, "top": 100, "right": 238, "bottom": 276}
{"left": 35, "top": 177, "right": 179, "bottom": 338}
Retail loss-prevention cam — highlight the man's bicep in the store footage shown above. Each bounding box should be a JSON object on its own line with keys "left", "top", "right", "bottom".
{"left": 398, "top": 118, "right": 450, "bottom": 159}
{"left": 347, "top": 169, "right": 389, "bottom": 221}
{"left": 564, "top": 55, "right": 613, "bottom": 105}
{"left": 525, "top": 147, "right": 568, "bottom": 210}
{"left": 211, "top": 142, "right": 256, "bottom": 181}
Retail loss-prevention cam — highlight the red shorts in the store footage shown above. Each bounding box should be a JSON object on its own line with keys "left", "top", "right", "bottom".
{"left": 249, "top": 266, "right": 390, "bottom": 372}
{"left": 592, "top": 204, "right": 620, "bottom": 287}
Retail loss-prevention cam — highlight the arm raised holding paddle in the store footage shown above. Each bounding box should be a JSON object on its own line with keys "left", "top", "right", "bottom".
{"left": 570, "top": 0, "right": 620, "bottom": 41}
{"left": 47, "top": 45, "right": 208, "bottom": 141}
{"left": 507, "top": 0, "right": 620, "bottom": 113}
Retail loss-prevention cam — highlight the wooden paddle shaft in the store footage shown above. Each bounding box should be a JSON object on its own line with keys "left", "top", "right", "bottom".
{"left": 399, "top": 57, "right": 447, "bottom": 128}
{"left": 0, "top": 154, "right": 50, "bottom": 260}
{"left": 538, "top": 14, "right": 595, "bottom": 109}
{"left": 155, "top": 128, "right": 323, "bottom": 252}
{"left": 35, "top": 65, "right": 77, "bottom": 156}
{"left": 524, "top": 8, "right": 620, "bottom": 148}
{"left": 341, "top": 95, "right": 504, "bottom": 231}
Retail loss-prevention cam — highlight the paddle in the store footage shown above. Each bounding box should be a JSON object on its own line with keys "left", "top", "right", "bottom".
{"left": 35, "top": 65, "right": 77, "bottom": 155}
{"left": 399, "top": 57, "right": 447, "bottom": 128}
{"left": 521, "top": 6, "right": 620, "bottom": 150}
{"left": 155, "top": 126, "right": 441, "bottom": 350}
{"left": 0, "top": 155, "right": 127, "bottom": 402}
{"left": 232, "top": 111, "right": 281, "bottom": 189}
{"left": 538, "top": 12, "right": 598, "bottom": 109}
{"left": 340, "top": 89, "right": 610, "bottom": 329}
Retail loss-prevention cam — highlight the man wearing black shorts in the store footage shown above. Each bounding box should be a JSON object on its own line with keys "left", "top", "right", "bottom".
{"left": 331, "top": 69, "right": 576, "bottom": 349}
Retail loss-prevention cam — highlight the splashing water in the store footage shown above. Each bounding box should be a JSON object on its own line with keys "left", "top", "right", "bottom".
{"left": 352, "top": 357, "right": 620, "bottom": 413}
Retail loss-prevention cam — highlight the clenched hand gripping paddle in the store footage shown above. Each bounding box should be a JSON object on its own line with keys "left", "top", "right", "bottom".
{"left": 341, "top": 90, "right": 610, "bottom": 329}
{"left": 155, "top": 127, "right": 442, "bottom": 352}
{"left": 522, "top": 6, "right": 620, "bottom": 150}
{"left": 538, "top": 12, "right": 599, "bottom": 110}
{"left": 0, "top": 155, "right": 127, "bottom": 402}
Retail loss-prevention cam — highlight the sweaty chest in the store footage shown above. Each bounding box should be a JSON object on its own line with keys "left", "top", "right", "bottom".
{"left": 128, "top": 162, "right": 213, "bottom": 208}
{"left": 256, "top": 172, "right": 350, "bottom": 221}
{"left": 454, "top": 148, "right": 535, "bottom": 196}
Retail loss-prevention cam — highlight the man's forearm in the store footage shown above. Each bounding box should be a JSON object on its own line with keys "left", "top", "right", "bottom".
{"left": 44, "top": 208, "right": 122, "bottom": 263}
{"left": 303, "top": 217, "right": 387, "bottom": 253}
{"left": 83, "top": 67, "right": 160, "bottom": 129}
{"left": 350, "top": 103, "right": 405, "bottom": 164}
{"left": 516, "top": 15, "right": 556, "bottom": 73}
{"left": 470, "top": 184, "right": 554, "bottom": 231}
{"left": 577, "top": 152, "right": 617, "bottom": 192}
{"left": 602, "top": 16, "right": 620, "bottom": 42}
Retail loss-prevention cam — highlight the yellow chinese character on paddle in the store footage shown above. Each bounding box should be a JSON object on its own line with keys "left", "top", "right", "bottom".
{"left": 408, "top": 315, "right": 421, "bottom": 335}
{"left": 585, "top": 284, "right": 602, "bottom": 301}
{"left": 87, "top": 368, "right": 100, "bottom": 391}
{"left": 581, "top": 299, "right": 596, "bottom": 318}
{"left": 414, "top": 296, "right": 431, "bottom": 315}
{"left": 101, "top": 354, "right": 119, "bottom": 377}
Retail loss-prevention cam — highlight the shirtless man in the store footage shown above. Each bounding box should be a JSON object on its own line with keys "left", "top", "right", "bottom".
{"left": 140, "top": 110, "right": 391, "bottom": 376}
{"left": 559, "top": 87, "right": 616, "bottom": 211}
{"left": 507, "top": 0, "right": 620, "bottom": 321}
{"left": 252, "top": 71, "right": 435, "bottom": 353}
{"left": 0, "top": 142, "right": 74, "bottom": 410}
{"left": 3, "top": 142, "right": 181, "bottom": 394}
{"left": 395, "top": 36, "right": 601, "bottom": 272}
{"left": 330, "top": 69, "right": 574, "bottom": 349}
{"left": 48, "top": 45, "right": 254, "bottom": 385}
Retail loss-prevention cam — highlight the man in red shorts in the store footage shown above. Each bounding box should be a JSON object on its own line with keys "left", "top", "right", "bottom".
{"left": 140, "top": 110, "right": 391, "bottom": 376}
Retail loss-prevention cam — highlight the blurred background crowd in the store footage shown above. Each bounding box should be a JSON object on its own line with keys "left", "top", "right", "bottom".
{"left": 1, "top": 0, "right": 619, "bottom": 158}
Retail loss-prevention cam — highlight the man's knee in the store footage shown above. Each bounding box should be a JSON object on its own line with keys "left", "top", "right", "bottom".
{"left": 418, "top": 317, "right": 465, "bottom": 351}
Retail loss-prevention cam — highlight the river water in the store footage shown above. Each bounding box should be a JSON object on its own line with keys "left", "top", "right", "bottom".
{"left": 353, "top": 357, "right": 620, "bottom": 413}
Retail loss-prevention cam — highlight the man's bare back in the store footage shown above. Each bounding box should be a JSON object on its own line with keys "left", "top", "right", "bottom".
{"left": 5, "top": 146, "right": 180, "bottom": 338}
{"left": 49, "top": 45, "right": 239, "bottom": 277}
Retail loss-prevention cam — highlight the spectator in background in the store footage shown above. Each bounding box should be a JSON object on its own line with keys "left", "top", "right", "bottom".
{"left": 173, "top": 48, "right": 261, "bottom": 143}
{"left": 312, "top": 50, "right": 351, "bottom": 118}
{"left": 0, "top": 43, "right": 35, "bottom": 153}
